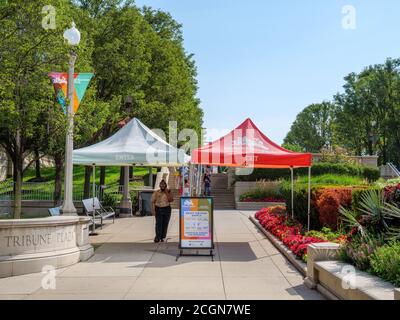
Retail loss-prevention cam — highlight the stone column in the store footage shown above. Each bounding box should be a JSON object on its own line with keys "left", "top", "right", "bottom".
{"left": 304, "top": 242, "right": 340, "bottom": 289}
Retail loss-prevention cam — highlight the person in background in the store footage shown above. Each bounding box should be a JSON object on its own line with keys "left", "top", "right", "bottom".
{"left": 203, "top": 171, "right": 211, "bottom": 197}
{"left": 151, "top": 180, "right": 174, "bottom": 243}
{"left": 182, "top": 178, "right": 190, "bottom": 196}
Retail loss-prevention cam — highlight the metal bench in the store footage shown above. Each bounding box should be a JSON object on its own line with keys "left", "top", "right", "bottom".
{"left": 82, "top": 197, "right": 115, "bottom": 229}
{"left": 48, "top": 206, "right": 61, "bottom": 216}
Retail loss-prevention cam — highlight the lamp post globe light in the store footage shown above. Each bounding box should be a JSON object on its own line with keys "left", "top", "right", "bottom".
{"left": 61, "top": 22, "right": 81, "bottom": 216}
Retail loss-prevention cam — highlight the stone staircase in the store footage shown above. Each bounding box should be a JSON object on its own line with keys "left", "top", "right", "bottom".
{"left": 381, "top": 163, "right": 400, "bottom": 180}
{"left": 168, "top": 171, "right": 235, "bottom": 210}
{"left": 210, "top": 173, "right": 235, "bottom": 210}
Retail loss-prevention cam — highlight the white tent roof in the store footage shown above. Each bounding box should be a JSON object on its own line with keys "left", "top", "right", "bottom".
{"left": 73, "top": 118, "right": 190, "bottom": 166}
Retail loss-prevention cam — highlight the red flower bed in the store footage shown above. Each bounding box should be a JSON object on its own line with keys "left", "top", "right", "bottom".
{"left": 242, "top": 197, "right": 285, "bottom": 203}
{"left": 255, "top": 207, "right": 325, "bottom": 259}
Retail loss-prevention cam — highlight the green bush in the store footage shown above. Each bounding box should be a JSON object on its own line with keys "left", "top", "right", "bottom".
{"left": 370, "top": 241, "right": 400, "bottom": 286}
{"left": 101, "top": 190, "right": 138, "bottom": 209}
{"left": 339, "top": 233, "right": 385, "bottom": 271}
{"left": 362, "top": 166, "right": 380, "bottom": 182}
{"left": 102, "top": 192, "right": 122, "bottom": 208}
{"left": 305, "top": 227, "right": 345, "bottom": 242}
{"left": 234, "top": 162, "right": 380, "bottom": 182}
{"left": 280, "top": 174, "right": 372, "bottom": 230}
{"left": 280, "top": 183, "right": 321, "bottom": 229}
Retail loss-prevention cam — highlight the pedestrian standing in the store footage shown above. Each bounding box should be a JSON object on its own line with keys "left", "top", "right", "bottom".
{"left": 203, "top": 172, "right": 211, "bottom": 197}
{"left": 151, "top": 180, "right": 174, "bottom": 243}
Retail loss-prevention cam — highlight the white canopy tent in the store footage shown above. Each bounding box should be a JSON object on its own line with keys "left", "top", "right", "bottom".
{"left": 73, "top": 117, "right": 190, "bottom": 167}
{"left": 72, "top": 118, "right": 190, "bottom": 233}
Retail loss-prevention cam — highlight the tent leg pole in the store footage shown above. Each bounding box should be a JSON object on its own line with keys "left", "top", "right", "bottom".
{"left": 182, "top": 166, "right": 185, "bottom": 196}
{"left": 291, "top": 167, "right": 294, "bottom": 220}
{"left": 195, "top": 165, "right": 198, "bottom": 196}
{"left": 307, "top": 166, "right": 311, "bottom": 232}
{"left": 189, "top": 163, "right": 193, "bottom": 196}
{"left": 148, "top": 167, "right": 153, "bottom": 188}
{"left": 198, "top": 165, "right": 202, "bottom": 196}
{"left": 92, "top": 165, "right": 96, "bottom": 234}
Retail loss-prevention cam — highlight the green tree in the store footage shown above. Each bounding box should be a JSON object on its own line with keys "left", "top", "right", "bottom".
{"left": 284, "top": 102, "right": 335, "bottom": 153}
{"left": 0, "top": 0, "right": 89, "bottom": 217}
{"left": 333, "top": 58, "right": 400, "bottom": 164}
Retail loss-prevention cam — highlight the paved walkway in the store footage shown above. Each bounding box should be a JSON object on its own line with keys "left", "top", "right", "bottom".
{"left": 0, "top": 210, "right": 324, "bottom": 300}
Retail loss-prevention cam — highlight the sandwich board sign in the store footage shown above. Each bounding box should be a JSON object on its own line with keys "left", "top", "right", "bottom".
{"left": 177, "top": 197, "right": 214, "bottom": 260}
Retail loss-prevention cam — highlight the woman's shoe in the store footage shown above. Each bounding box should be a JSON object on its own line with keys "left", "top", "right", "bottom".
{"left": 154, "top": 238, "right": 160, "bottom": 243}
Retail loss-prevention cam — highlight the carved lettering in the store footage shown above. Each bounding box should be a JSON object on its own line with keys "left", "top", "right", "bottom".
{"left": 3, "top": 231, "right": 74, "bottom": 247}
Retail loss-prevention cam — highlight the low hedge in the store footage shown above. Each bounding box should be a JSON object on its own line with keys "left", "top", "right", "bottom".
{"left": 280, "top": 183, "right": 321, "bottom": 230}
{"left": 281, "top": 183, "right": 380, "bottom": 230}
{"left": 234, "top": 162, "right": 380, "bottom": 182}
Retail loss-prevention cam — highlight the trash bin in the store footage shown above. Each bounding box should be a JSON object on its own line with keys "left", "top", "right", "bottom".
{"left": 139, "top": 190, "right": 154, "bottom": 216}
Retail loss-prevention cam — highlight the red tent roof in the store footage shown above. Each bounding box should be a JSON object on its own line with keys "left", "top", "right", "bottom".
{"left": 191, "top": 118, "right": 312, "bottom": 168}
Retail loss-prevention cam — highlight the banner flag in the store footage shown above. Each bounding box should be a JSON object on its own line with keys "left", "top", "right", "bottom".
{"left": 48, "top": 72, "right": 94, "bottom": 114}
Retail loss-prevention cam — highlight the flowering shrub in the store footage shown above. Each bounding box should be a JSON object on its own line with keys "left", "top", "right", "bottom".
{"left": 241, "top": 197, "right": 285, "bottom": 203}
{"left": 384, "top": 183, "right": 400, "bottom": 205}
{"left": 339, "top": 233, "right": 385, "bottom": 271}
{"left": 255, "top": 206, "right": 326, "bottom": 260}
{"left": 315, "top": 188, "right": 352, "bottom": 230}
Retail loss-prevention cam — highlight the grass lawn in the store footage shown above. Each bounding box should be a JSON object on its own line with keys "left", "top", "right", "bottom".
{"left": 0, "top": 166, "right": 157, "bottom": 201}
{"left": 22, "top": 165, "right": 154, "bottom": 185}
{"left": 294, "top": 173, "right": 369, "bottom": 186}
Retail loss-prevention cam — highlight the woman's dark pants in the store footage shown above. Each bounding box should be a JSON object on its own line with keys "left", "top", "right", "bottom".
{"left": 155, "top": 206, "right": 171, "bottom": 240}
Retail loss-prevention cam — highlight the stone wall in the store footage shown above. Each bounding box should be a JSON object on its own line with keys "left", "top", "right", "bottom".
{"left": 312, "top": 154, "right": 378, "bottom": 168}
{"left": 0, "top": 216, "right": 93, "bottom": 278}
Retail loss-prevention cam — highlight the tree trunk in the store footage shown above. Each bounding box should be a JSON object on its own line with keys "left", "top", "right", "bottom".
{"left": 83, "top": 166, "right": 92, "bottom": 199}
{"left": 34, "top": 147, "right": 41, "bottom": 179}
{"left": 99, "top": 166, "right": 106, "bottom": 186}
{"left": 6, "top": 152, "right": 13, "bottom": 178}
{"left": 53, "top": 155, "right": 63, "bottom": 206}
{"left": 99, "top": 167, "right": 106, "bottom": 200}
{"left": 13, "top": 130, "right": 23, "bottom": 219}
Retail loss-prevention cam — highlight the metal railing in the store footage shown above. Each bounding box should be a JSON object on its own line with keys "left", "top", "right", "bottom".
{"left": 387, "top": 162, "right": 400, "bottom": 177}
{"left": 0, "top": 181, "right": 100, "bottom": 201}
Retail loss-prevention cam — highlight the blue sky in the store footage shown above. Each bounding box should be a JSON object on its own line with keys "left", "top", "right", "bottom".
{"left": 135, "top": 0, "right": 400, "bottom": 144}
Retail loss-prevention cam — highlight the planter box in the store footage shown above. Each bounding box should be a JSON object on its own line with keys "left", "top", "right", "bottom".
{"left": 237, "top": 201, "right": 285, "bottom": 211}
{"left": 314, "top": 260, "right": 397, "bottom": 300}
{"left": 305, "top": 243, "right": 400, "bottom": 300}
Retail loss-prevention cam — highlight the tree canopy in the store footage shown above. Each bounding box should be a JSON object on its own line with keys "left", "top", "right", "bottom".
{"left": 0, "top": 0, "right": 203, "bottom": 217}
{"left": 284, "top": 57, "right": 400, "bottom": 166}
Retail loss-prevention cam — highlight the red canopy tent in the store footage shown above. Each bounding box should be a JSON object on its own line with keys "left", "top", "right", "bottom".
{"left": 191, "top": 118, "right": 313, "bottom": 230}
{"left": 191, "top": 118, "right": 312, "bottom": 168}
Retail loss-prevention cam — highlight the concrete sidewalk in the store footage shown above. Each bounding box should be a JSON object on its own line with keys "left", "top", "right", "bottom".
{"left": 0, "top": 210, "right": 324, "bottom": 300}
